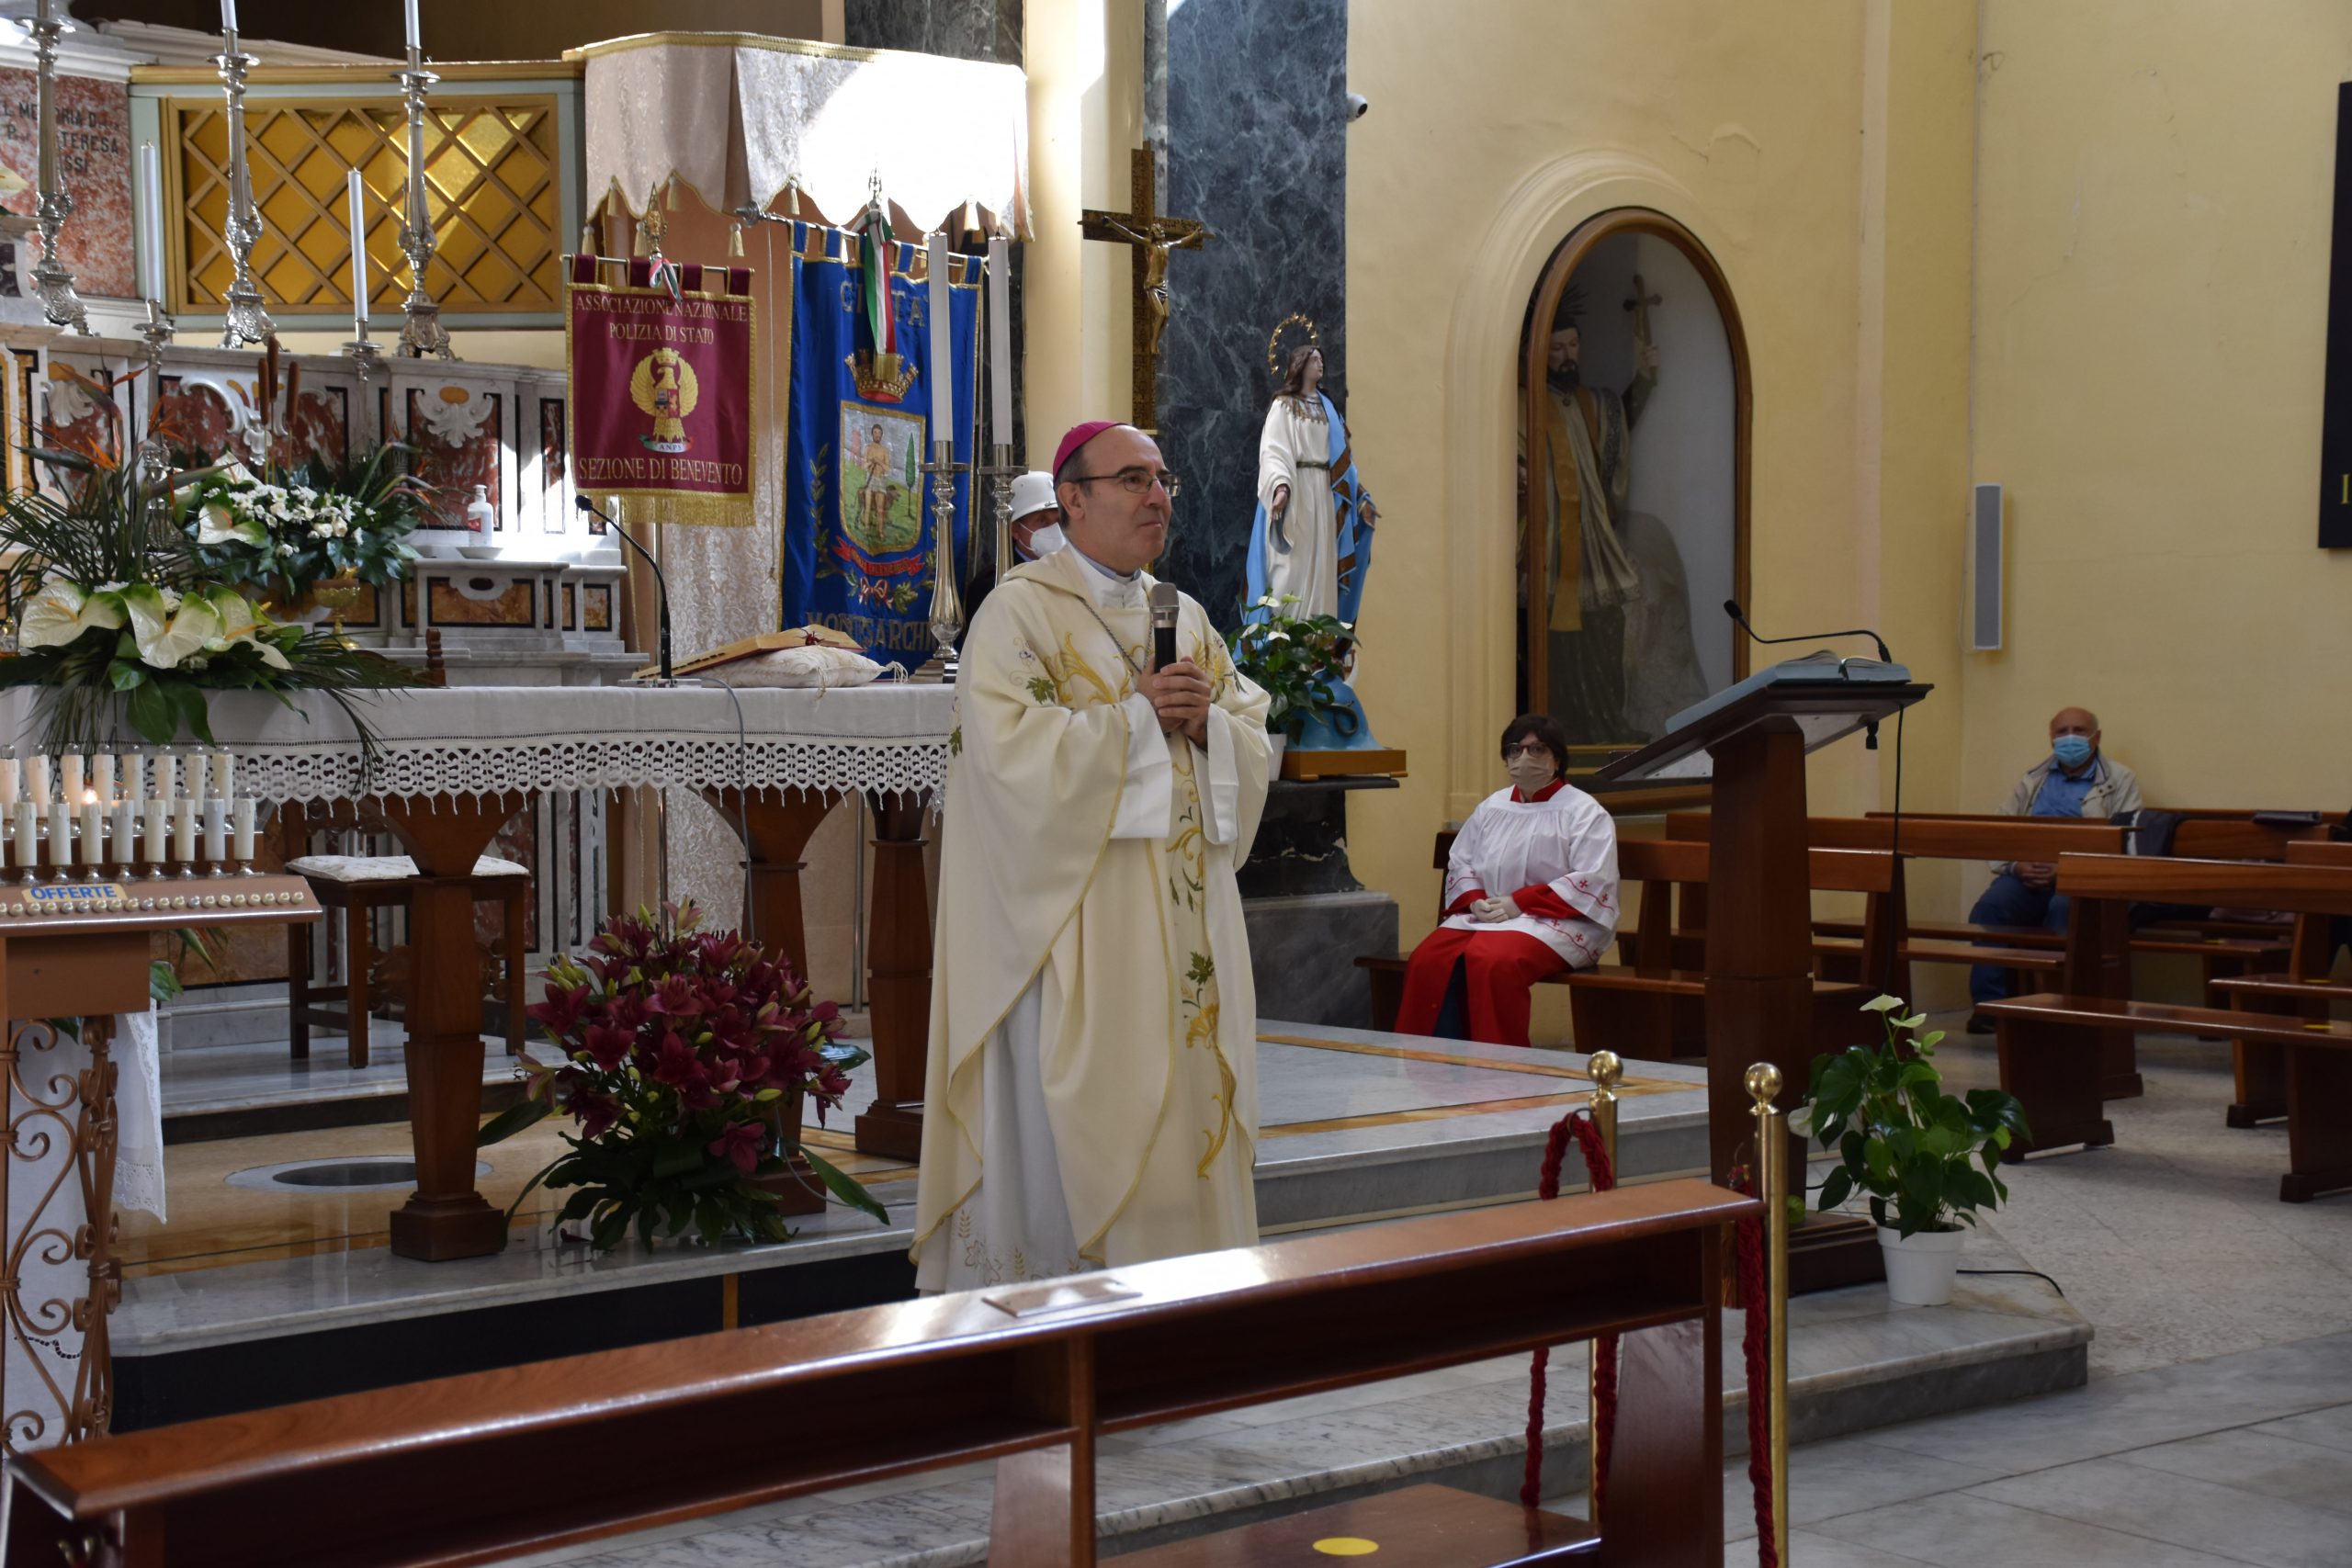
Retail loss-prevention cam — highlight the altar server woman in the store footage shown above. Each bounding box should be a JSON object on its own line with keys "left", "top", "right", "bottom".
{"left": 1396, "top": 714, "right": 1619, "bottom": 1047}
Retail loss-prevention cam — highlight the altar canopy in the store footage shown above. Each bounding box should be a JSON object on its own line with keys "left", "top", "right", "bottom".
{"left": 576, "top": 33, "right": 1032, "bottom": 237}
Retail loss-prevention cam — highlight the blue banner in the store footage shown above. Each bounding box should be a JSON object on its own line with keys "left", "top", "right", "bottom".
{"left": 779, "top": 223, "right": 980, "bottom": 657}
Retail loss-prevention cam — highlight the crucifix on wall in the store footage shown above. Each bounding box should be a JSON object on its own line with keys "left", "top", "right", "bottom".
{"left": 1080, "top": 141, "right": 1211, "bottom": 432}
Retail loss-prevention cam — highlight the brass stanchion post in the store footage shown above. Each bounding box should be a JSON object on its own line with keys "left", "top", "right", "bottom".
{"left": 1747, "top": 1063, "right": 1791, "bottom": 1568}
{"left": 1587, "top": 1049, "right": 1621, "bottom": 1527}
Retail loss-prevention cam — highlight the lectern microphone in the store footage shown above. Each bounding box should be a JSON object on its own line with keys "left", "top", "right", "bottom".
{"left": 1722, "top": 601, "right": 1895, "bottom": 750}
{"left": 578, "top": 495, "right": 674, "bottom": 683}
{"left": 1149, "top": 581, "right": 1181, "bottom": 671}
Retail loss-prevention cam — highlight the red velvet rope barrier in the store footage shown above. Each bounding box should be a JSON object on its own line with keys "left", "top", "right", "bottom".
{"left": 1726, "top": 1164, "right": 1781, "bottom": 1568}
{"left": 1520, "top": 1111, "right": 1618, "bottom": 1511}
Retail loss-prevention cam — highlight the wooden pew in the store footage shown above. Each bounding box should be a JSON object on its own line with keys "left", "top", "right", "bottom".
{"left": 1566, "top": 842, "right": 1900, "bottom": 1065}
{"left": 1976, "top": 854, "right": 2352, "bottom": 1201}
{"left": 4, "top": 1182, "right": 1751, "bottom": 1568}
{"left": 2209, "top": 839, "right": 2352, "bottom": 1133}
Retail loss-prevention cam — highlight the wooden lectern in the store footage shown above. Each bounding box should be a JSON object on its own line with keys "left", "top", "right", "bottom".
{"left": 1590, "top": 671, "right": 1929, "bottom": 1292}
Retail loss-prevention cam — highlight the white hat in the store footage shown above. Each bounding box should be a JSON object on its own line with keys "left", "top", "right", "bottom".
{"left": 1010, "top": 470, "right": 1057, "bottom": 522}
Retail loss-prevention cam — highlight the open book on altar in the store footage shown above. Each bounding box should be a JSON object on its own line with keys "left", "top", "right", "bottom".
{"left": 655, "top": 626, "right": 876, "bottom": 683}
{"left": 1663, "top": 649, "right": 1913, "bottom": 734}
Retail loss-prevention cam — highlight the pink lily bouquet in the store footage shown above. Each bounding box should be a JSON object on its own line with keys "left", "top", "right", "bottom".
{"left": 482, "top": 900, "right": 886, "bottom": 1250}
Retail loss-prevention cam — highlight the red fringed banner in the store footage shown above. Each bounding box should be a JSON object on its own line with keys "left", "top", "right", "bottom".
{"left": 566, "top": 254, "right": 758, "bottom": 527}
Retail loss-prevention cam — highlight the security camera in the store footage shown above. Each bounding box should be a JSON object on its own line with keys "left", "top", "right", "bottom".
{"left": 1344, "top": 92, "right": 1370, "bottom": 122}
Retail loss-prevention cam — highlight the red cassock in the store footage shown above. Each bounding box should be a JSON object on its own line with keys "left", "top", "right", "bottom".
{"left": 1396, "top": 779, "right": 1620, "bottom": 1047}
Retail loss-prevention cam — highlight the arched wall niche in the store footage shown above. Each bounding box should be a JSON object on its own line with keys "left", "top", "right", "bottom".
{"left": 1436, "top": 157, "right": 1752, "bottom": 820}
{"left": 1518, "top": 208, "right": 1751, "bottom": 744}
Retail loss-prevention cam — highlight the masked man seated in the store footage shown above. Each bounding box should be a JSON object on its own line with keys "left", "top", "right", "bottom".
{"left": 1395, "top": 714, "right": 1620, "bottom": 1047}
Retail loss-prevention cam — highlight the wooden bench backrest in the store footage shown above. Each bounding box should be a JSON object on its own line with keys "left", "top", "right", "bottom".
{"left": 6, "top": 1182, "right": 1751, "bottom": 1568}
{"left": 1859, "top": 809, "right": 2329, "bottom": 861}
{"left": 1617, "top": 840, "right": 1894, "bottom": 896}
{"left": 2053, "top": 853, "right": 2352, "bottom": 918}
{"left": 1663, "top": 811, "right": 2123, "bottom": 863}
{"left": 2286, "top": 840, "right": 2352, "bottom": 870}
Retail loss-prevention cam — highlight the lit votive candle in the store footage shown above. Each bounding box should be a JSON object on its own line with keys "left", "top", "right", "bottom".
{"left": 173, "top": 796, "right": 198, "bottom": 863}
{"left": 231, "top": 798, "right": 256, "bottom": 863}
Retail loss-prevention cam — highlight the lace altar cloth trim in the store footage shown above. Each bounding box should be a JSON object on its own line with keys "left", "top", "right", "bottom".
{"left": 0, "top": 685, "right": 957, "bottom": 806}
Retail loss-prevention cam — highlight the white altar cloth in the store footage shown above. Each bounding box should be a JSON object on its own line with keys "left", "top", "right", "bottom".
{"left": 2, "top": 683, "right": 959, "bottom": 806}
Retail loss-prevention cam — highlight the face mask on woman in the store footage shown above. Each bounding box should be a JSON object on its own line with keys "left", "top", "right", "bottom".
{"left": 1505, "top": 747, "right": 1556, "bottom": 795}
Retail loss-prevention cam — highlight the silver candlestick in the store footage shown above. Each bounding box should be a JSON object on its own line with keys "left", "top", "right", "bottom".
{"left": 133, "top": 297, "right": 175, "bottom": 512}
{"left": 922, "top": 440, "right": 967, "bottom": 679}
{"left": 975, "top": 442, "right": 1020, "bottom": 584}
{"left": 27, "top": 0, "right": 88, "bottom": 334}
{"left": 394, "top": 46, "right": 454, "bottom": 359}
{"left": 213, "top": 30, "right": 275, "bottom": 346}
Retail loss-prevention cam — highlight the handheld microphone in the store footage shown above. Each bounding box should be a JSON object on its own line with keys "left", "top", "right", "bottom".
{"left": 577, "top": 494, "right": 674, "bottom": 682}
{"left": 1148, "top": 582, "right": 1181, "bottom": 671}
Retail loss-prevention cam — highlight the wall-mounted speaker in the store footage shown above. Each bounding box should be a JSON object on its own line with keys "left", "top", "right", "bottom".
{"left": 1967, "top": 482, "right": 2003, "bottom": 651}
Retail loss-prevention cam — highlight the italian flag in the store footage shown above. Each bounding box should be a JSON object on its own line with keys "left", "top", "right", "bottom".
{"left": 859, "top": 201, "right": 896, "bottom": 357}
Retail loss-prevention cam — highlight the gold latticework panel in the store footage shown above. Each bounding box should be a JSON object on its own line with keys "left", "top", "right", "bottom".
{"left": 167, "top": 95, "right": 561, "bottom": 316}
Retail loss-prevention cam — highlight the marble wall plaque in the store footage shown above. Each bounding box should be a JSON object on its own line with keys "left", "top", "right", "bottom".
{"left": 0, "top": 69, "right": 133, "bottom": 299}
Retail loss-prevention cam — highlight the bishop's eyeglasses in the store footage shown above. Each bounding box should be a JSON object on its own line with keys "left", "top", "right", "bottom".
{"left": 1067, "top": 466, "right": 1182, "bottom": 501}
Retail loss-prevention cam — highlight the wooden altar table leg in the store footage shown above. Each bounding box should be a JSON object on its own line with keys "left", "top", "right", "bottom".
{"left": 701, "top": 787, "right": 842, "bottom": 981}
{"left": 380, "top": 792, "right": 527, "bottom": 1262}
{"left": 856, "top": 791, "right": 932, "bottom": 1161}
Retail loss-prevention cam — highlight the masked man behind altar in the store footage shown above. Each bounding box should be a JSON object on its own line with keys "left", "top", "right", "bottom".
{"left": 914, "top": 422, "right": 1274, "bottom": 1292}
{"left": 1396, "top": 715, "right": 1620, "bottom": 1048}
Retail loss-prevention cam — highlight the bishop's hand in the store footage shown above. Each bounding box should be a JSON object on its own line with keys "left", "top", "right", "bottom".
{"left": 1137, "top": 658, "right": 1212, "bottom": 746}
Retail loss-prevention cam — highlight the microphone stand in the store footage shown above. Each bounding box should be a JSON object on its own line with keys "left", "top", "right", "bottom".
{"left": 577, "top": 496, "right": 673, "bottom": 683}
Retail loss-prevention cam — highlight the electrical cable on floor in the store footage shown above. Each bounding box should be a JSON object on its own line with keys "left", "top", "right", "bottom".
{"left": 1956, "top": 1268, "right": 2066, "bottom": 1297}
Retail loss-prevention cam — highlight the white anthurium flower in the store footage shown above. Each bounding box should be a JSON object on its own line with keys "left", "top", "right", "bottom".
{"left": 17, "top": 576, "right": 95, "bottom": 649}
{"left": 124, "top": 585, "right": 222, "bottom": 670}
{"left": 205, "top": 586, "right": 289, "bottom": 669}
{"left": 198, "top": 501, "right": 266, "bottom": 547}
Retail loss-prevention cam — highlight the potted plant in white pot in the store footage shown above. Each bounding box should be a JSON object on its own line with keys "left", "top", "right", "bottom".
{"left": 1800, "top": 995, "right": 2031, "bottom": 1306}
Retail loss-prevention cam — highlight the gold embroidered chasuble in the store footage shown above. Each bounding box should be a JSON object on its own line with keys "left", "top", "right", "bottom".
{"left": 912, "top": 546, "right": 1273, "bottom": 1288}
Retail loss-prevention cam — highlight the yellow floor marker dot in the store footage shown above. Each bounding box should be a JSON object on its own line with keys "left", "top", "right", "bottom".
{"left": 1312, "top": 1540, "right": 1380, "bottom": 1557}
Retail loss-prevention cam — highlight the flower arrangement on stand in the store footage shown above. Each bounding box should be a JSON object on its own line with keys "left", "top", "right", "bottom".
{"left": 182, "top": 446, "right": 429, "bottom": 609}
{"left": 0, "top": 457, "right": 417, "bottom": 751}
{"left": 481, "top": 902, "right": 888, "bottom": 1250}
{"left": 1227, "top": 592, "right": 1362, "bottom": 744}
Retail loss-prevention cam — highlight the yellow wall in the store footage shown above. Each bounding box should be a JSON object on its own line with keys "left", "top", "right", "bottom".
{"left": 1964, "top": 1, "right": 2352, "bottom": 818}
{"left": 1345, "top": 0, "right": 1980, "bottom": 966}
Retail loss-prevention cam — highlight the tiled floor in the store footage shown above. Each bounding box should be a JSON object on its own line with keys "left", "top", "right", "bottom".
{"left": 1746, "top": 1334, "right": 2352, "bottom": 1565}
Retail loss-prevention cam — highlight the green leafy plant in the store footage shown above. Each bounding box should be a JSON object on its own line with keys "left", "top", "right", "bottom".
{"left": 480, "top": 901, "right": 887, "bottom": 1250}
{"left": 0, "top": 455, "right": 417, "bottom": 752}
{"left": 1802, "top": 995, "right": 2031, "bottom": 1239}
{"left": 1227, "top": 593, "right": 1360, "bottom": 742}
{"left": 182, "top": 445, "right": 430, "bottom": 604}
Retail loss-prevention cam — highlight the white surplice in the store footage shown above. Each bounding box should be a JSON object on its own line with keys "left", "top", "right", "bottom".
{"left": 1438, "top": 784, "right": 1622, "bottom": 967}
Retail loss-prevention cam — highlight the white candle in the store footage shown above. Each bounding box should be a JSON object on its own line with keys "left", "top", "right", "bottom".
{"left": 13, "top": 802, "right": 34, "bottom": 871}
{"left": 138, "top": 143, "right": 166, "bottom": 304}
{"left": 48, "top": 802, "right": 72, "bottom": 869}
{"left": 404, "top": 0, "right": 421, "bottom": 54}
{"left": 27, "top": 754, "right": 49, "bottom": 808}
{"left": 202, "top": 799, "right": 228, "bottom": 863}
{"left": 346, "top": 168, "right": 370, "bottom": 326}
{"left": 80, "top": 801, "right": 102, "bottom": 864}
{"left": 110, "top": 798, "right": 135, "bottom": 863}
{"left": 220, "top": 0, "right": 237, "bottom": 36}
{"left": 0, "top": 754, "right": 17, "bottom": 809}
{"left": 232, "top": 798, "right": 256, "bottom": 862}
{"left": 152, "top": 750, "right": 177, "bottom": 802}
{"left": 926, "top": 231, "right": 953, "bottom": 436}
{"left": 91, "top": 751, "right": 114, "bottom": 801}
{"left": 173, "top": 796, "right": 197, "bottom": 862}
{"left": 988, "top": 235, "right": 1012, "bottom": 438}
{"left": 142, "top": 798, "right": 168, "bottom": 864}
{"left": 60, "top": 750, "right": 82, "bottom": 803}
{"left": 209, "top": 750, "right": 233, "bottom": 805}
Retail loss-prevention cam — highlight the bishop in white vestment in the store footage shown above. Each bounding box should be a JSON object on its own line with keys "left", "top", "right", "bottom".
{"left": 914, "top": 423, "right": 1273, "bottom": 1292}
